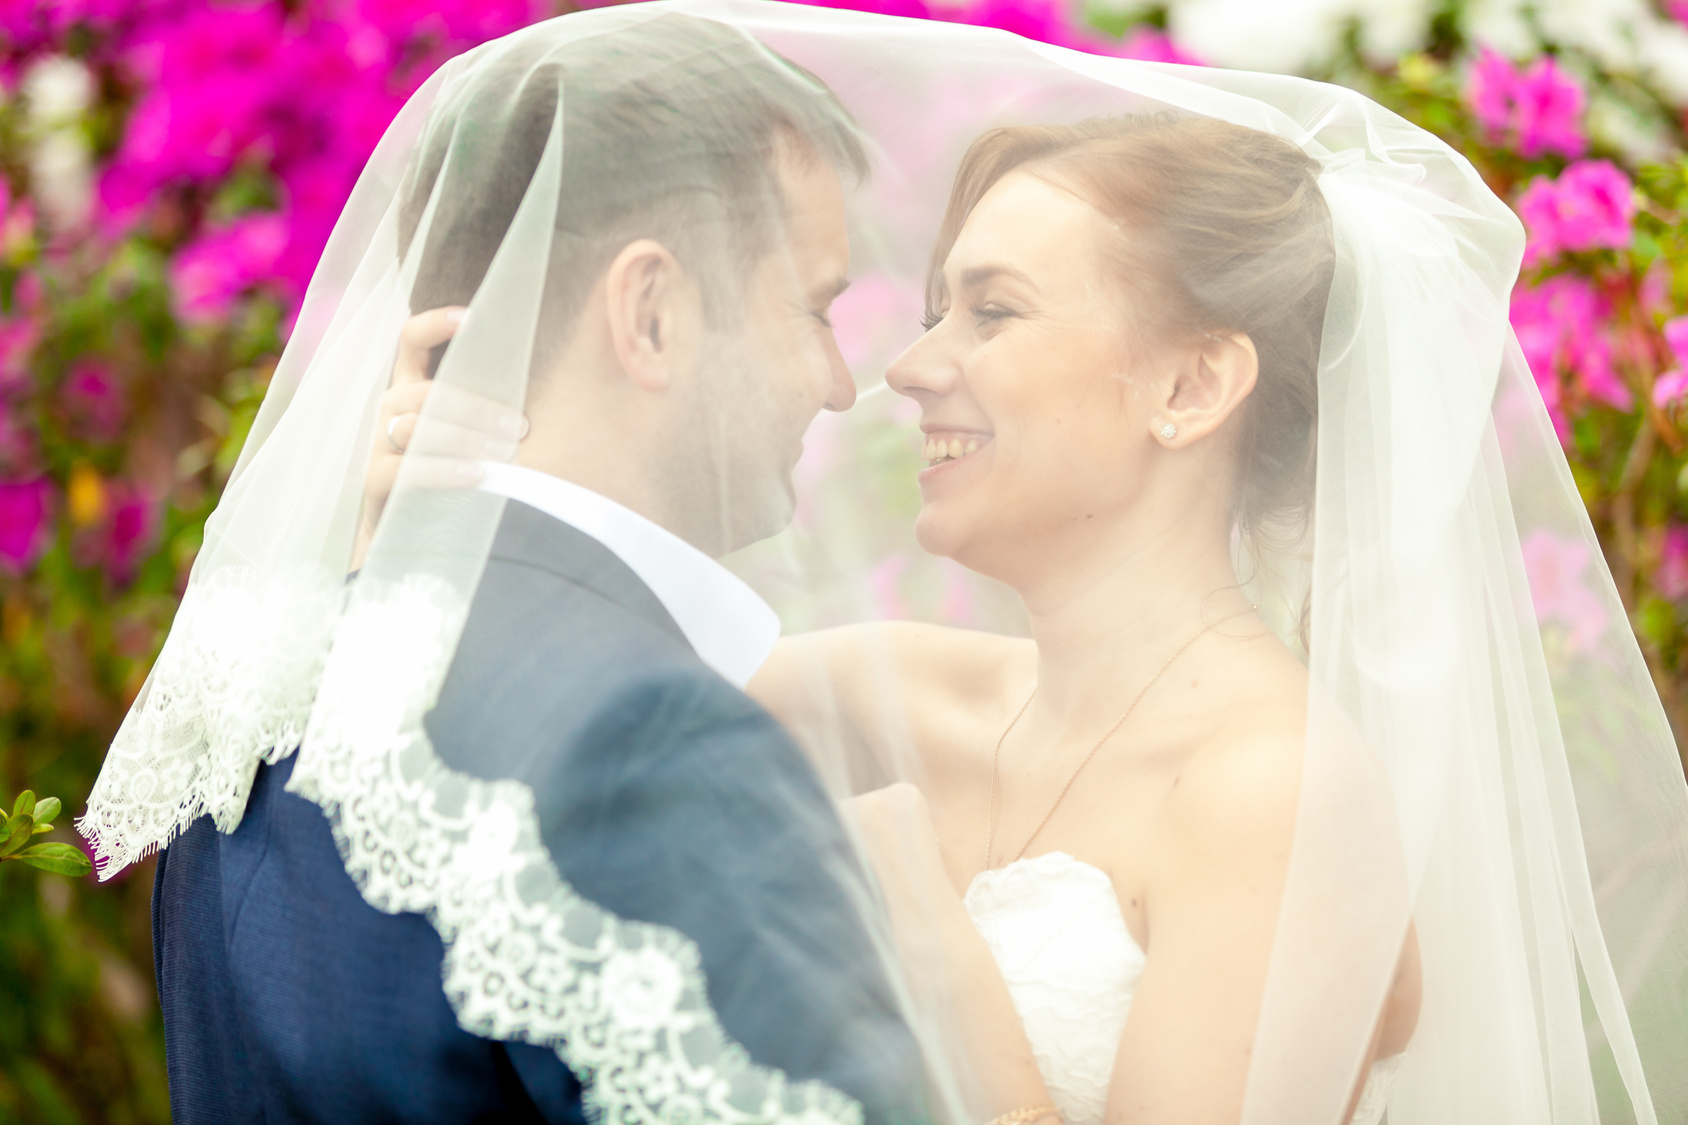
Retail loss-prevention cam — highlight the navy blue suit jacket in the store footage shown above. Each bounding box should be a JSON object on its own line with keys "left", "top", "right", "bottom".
{"left": 153, "top": 499, "right": 927, "bottom": 1124}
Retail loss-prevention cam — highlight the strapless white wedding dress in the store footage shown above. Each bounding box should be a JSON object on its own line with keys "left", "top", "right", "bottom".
{"left": 963, "top": 851, "right": 1397, "bottom": 1125}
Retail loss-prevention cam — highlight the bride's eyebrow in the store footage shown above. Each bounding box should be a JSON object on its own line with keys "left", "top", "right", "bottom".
{"left": 958, "top": 264, "right": 1036, "bottom": 292}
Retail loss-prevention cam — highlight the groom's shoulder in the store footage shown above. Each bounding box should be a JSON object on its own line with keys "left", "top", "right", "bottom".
{"left": 426, "top": 521, "right": 785, "bottom": 785}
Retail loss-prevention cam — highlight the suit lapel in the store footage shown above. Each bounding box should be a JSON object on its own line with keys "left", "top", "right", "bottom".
{"left": 488, "top": 498, "right": 689, "bottom": 648}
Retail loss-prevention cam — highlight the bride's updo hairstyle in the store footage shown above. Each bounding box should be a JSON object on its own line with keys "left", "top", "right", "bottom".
{"left": 927, "top": 114, "right": 1334, "bottom": 545}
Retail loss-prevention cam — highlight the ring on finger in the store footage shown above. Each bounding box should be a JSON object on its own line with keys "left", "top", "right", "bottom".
{"left": 385, "top": 415, "right": 407, "bottom": 454}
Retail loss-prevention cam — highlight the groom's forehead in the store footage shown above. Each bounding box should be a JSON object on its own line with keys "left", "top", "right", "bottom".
{"left": 763, "top": 139, "right": 851, "bottom": 296}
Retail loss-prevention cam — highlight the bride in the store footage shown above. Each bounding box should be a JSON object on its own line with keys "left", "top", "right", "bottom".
{"left": 748, "top": 114, "right": 1419, "bottom": 1125}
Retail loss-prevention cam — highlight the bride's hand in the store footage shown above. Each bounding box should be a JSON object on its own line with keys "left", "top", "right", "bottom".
{"left": 350, "top": 306, "right": 529, "bottom": 571}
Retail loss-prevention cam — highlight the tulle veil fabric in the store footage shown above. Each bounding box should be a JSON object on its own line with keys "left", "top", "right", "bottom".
{"left": 78, "top": 3, "right": 1688, "bottom": 1123}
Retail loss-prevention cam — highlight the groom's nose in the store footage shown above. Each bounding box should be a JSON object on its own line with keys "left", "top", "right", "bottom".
{"left": 822, "top": 331, "right": 857, "bottom": 413}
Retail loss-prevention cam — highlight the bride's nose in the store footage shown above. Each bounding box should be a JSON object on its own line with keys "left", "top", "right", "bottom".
{"left": 886, "top": 334, "right": 962, "bottom": 402}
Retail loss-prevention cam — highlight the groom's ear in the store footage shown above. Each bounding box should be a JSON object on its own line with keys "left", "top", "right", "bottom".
{"left": 604, "top": 238, "right": 700, "bottom": 393}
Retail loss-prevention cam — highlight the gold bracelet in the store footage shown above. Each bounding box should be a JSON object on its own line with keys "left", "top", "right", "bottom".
{"left": 986, "top": 1105, "right": 1060, "bottom": 1125}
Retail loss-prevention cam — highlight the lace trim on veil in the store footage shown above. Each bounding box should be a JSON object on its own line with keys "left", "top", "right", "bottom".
{"left": 77, "top": 565, "right": 347, "bottom": 872}
{"left": 286, "top": 575, "right": 864, "bottom": 1125}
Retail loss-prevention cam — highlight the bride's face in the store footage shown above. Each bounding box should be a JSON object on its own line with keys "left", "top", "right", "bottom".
{"left": 886, "top": 170, "right": 1170, "bottom": 581}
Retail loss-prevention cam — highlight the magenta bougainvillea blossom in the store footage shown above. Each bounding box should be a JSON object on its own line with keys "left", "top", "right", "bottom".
{"left": 101, "top": 481, "right": 159, "bottom": 582}
{"left": 1658, "top": 525, "right": 1688, "bottom": 600}
{"left": 93, "top": 0, "right": 549, "bottom": 315}
{"left": 168, "top": 213, "right": 289, "bottom": 322}
{"left": 0, "top": 477, "right": 53, "bottom": 573}
{"left": 1467, "top": 47, "right": 1586, "bottom": 160}
{"left": 62, "top": 361, "right": 127, "bottom": 442}
{"left": 1518, "top": 160, "right": 1635, "bottom": 266}
{"left": 1512, "top": 275, "right": 1631, "bottom": 437}
{"left": 1658, "top": 317, "right": 1688, "bottom": 408}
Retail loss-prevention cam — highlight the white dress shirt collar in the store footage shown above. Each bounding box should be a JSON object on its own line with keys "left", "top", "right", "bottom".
{"left": 473, "top": 461, "right": 781, "bottom": 688}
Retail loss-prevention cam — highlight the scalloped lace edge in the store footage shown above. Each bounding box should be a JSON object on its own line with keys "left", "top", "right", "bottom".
{"left": 287, "top": 572, "right": 865, "bottom": 1125}
{"left": 79, "top": 565, "right": 347, "bottom": 876}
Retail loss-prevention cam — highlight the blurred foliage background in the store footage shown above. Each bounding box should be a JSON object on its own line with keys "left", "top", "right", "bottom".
{"left": 1, "top": 0, "right": 1687, "bottom": 1120}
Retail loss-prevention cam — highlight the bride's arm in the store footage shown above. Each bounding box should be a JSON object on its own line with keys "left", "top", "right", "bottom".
{"left": 748, "top": 623, "right": 1031, "bottom": 793}
{"left": 1102, "top": 727, "right": 1419, "bottom": 1125}
{"left": 1104, "top": 726, "right": 1300, "bottom": 1125}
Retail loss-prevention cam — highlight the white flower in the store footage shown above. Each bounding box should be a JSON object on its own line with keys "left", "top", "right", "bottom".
{"left": 1462, "top": 0, "right": 1537, "bottom": 57}
{"left": 22, "top": 57, "right": 93, "bottom": 229}
{"left": 1168, "top": 0, "right": 1347, "bottom": 73}
{"left": 1352, "top": 0, "right": 1435, "bottom": 64}
{"left": 1534, "top": 0, "right": 1642, "bottom": 72}
{"left": 1638, "top": 23, "right": 1688, "bottom": 106}
{"left": 600, "top": 946, "right": 686, "bottom": 1033}
{"left": 1585, "top": 94, "right": 1675, "bottom": 166}
{"left": 23, "top": 56, "right": 92, "bottom": 124}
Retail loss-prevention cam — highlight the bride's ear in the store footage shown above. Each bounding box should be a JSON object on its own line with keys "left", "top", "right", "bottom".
{"left": 1153, "top": 332, "right": 1259, "bottom": 448}
{"left": 603, "top": 238, "right": 701, "bottom": 393}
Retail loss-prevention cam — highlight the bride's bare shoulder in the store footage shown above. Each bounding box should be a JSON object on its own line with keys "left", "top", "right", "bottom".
{"left": 1155, "top": 644, "right": 1309, "bottom": 869}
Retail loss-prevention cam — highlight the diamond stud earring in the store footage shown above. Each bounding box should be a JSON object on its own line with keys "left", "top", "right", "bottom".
{"left": 1159, "top": 422, "right": 1178, "bottom": 441}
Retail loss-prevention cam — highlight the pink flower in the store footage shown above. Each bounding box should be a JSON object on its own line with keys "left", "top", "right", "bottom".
{"left": 1520, "top": 528, "right": 1608, "bottom": 653}
{"left": 62, "top": 361, "right": 126, "bottom": 441}
{"left": 1467, "top": 48, "right": 1586, "bottom": 160}
{"left": 1518, "top": 160, "right": 1635, "bottom": 265}
{"left": 0, "top": 477, "right": 52, "bottom": 573}
{"left": 0, "top": 313, "right": 40, "bottom": 390}
{"left": 1657, "top": 316, "right": 1688, "bottom": 409}
{"left": 830, "top": 273, "right": 923, "bottom": 373}
{"left": 1666, "top": 316, "right": 1688, "bottom": 371}
{"left": 1668, "top": 0, "right": 1688, "bottom": 25}
{"left": 1641, "top": 259, "right": 1673, "bottom": 318}
{"left": 1658, "top": 526, "right": 1688, "bottom": 601}
{"left": 1653, "top": 369, "right": 1688, "bottom": 409}
{"left": 169, "top": 212, "right": 289, "bottom": 322}
{"left": 955, "top": 0, "right": 1073, "bottom": 44}
{"left": 102, "top": 480, "right": 158, "bottom": 584}
{"left": 1117, "top": 27, "right": 1204, "bottom": 65}
{"left": 1511, "top": 276, "right": 1630, "bottom": 421}
{"left": 800, "top": 0, "right": 931, "bottom": 17}
{"left": 1467, "top": 47, "right": 1514, "bottom": 136}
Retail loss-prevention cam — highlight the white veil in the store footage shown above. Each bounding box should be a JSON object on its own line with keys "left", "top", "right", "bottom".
{"left": 80, "top": 4, "right": 1688, "bottom": 1124}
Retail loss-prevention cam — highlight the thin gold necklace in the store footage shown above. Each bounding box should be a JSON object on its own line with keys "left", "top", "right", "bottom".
{"left": 984, "top": 603, "right": 1259, "bottom": 870}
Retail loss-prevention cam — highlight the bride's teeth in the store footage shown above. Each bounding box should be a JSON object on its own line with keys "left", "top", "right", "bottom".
{"left": 964, "top": 439, "right": 978, "bottom": 456}
{"left": 948, "top": 438, "right": 962, "bottom": 458}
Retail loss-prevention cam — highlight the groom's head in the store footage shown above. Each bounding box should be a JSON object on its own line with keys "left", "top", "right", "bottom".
{"left": 399, "top": 13, "right": 867, "bottom": 555}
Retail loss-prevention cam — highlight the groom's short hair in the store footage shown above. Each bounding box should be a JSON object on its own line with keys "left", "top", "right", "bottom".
{"left": 398, "top": 12, "right": 867, "bottom": 368}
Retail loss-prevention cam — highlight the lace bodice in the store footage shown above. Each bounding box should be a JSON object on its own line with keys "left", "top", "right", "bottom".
{"left": 965, "top": 852, "right": 1144, "bottom": 1125}
{"left": 963, "top": 852, "right": 1395, "bottom": 1125}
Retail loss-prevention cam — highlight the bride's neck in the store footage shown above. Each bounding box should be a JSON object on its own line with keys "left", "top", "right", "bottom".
{"left": 1013, "top": 507, "right": 1248, "bottom": 736}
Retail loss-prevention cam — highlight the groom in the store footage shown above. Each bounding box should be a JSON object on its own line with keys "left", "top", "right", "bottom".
{"left": 150, "top": 16, "right": 927, "bottom": 1125}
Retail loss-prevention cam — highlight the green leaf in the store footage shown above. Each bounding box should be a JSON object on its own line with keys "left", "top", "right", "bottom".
{"left": 32, "top": 821, "right": 53, "bottom": 835}
{"left": 11, "top": 842, "right": 93, "bottom": 877}
{"left": 11, "top": 789, "right": 35, "bottom": 820}
{"left": 0, "top": 814, "right": 34, "bottom": 857}
{"left": 32, "top": 795, "right": 61, "bottom": 827}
